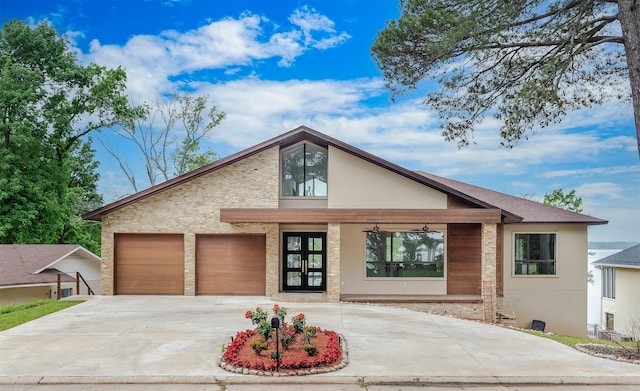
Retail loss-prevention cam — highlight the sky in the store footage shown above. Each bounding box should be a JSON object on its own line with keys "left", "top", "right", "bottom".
{"left": 2, "top": 0, "right": 639, "bottom": 243}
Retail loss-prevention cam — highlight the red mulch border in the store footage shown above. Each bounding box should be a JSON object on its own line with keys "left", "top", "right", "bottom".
{"left": 218, "top": 328, "right": 349, "bottom": 376}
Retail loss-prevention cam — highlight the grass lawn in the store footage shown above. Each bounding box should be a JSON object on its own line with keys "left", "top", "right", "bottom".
{"left": 520, "top": 329, "right": 636, "bottom": 349}
{"left": 0, "top": 299, "right": 83, "bottom": 331}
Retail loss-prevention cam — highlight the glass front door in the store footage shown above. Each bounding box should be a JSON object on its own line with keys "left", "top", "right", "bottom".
{"left": 282, "top": 232, "right": 326, "bottom": 291}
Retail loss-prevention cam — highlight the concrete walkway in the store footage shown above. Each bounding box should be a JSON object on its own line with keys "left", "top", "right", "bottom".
{"left": 1, "top": 296, "right": 638, "bottom": 387}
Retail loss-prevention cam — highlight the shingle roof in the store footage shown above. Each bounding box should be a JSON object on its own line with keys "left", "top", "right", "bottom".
{"left": 592, "top": 244, "right": 640, "bottom": 269}
{"left": 416, "top": 171, "right": 607, "bottom": 225}
{"left": 83, "top": 126, "right": 607, "bottom": 226}
{"left": 0, "top": 245, "right": 92, "bottom": 286}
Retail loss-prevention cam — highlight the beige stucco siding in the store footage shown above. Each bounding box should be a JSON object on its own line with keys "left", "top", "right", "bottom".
{"left": 502, "top": 224, "right": 588, "bottom": 336}
{"left": 54, "top": 254, "right": 101, "bottom": 295}
{"left": 339, "top": 224, "right": 447, "bottom": 295}
{"left": 327, "top": 146, "right": 447, "bottom": 209}
{"left": 601, "top": 268, "right": 640, "bottom": 337}
{"left": 100, "top": 148, "right": 281, "bottom": 296}
{"left": 0, "top": 286, "right": 51, "bottom": 305}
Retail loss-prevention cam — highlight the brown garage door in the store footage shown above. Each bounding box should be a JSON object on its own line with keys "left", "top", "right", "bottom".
{"left": 115, "top": 233, "right": 184, "bottom": 295}
{"left": 196, "top": 234, "right": 266, "bottom": 295}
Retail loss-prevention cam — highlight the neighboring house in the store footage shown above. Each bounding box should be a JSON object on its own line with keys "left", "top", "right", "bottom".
{"left": 592, "top": 244, "right": 640, "bottom": 339}
{"left": 0, "top": 245, "right": 101, "bottom": 305}
{"left": 83, "top": 126, "right": 606, "bottom": 336}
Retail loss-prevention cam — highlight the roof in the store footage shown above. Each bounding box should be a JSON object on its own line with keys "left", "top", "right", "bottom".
{"left": 592, "top": 244, "right": 640, "bottom": 269}
{"left": 0, "top": 245, "right": 99, "bottom": 287}
{"left": 83, "top": 126, "right": 607, "bottom": 226}
{"left": 417, "top": 172, "right": 608, "bottom": 225}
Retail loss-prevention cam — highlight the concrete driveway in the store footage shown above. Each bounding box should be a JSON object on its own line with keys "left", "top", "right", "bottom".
{"left": 1, "top": 296, "right": 638, "bottom": 387}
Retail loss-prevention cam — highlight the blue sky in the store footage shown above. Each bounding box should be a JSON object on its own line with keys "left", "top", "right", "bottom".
{"left": 3, "top": 0, "right": 639, "bottom": 242}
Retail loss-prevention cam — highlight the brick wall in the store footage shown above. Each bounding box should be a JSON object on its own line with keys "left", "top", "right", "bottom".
{"left": 100, "top": 148, "right": 280, "bottom": 295}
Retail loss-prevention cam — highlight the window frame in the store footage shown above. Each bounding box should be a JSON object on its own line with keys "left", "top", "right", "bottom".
{"left": 602, "top": 267, "right": 616, "bottom": 299}
{"left": 364, "top": 228, "right": 446, "bottom": 280}
{"left": 513, "top": 232, "right": 557, "bottom": 277}
{"left": 280, "top": 142, "right": 328, "bottom": 199}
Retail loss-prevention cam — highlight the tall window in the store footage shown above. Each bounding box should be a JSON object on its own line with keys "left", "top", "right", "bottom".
{"left": 602, "top": 267, "right": 615, "bottom": 299}
{"left": 281, "top": 143, "right": 327, "bottom": 197}
{"left": 366, "top": 231, "right": 445, "bottom": 278}
{"left": 514, "top": 233, "right": 556, "bottom": 275}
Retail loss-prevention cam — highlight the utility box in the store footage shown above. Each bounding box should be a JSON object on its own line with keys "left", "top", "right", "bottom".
{"left": 531, "top": 319, "right": 546, "bottom": 332}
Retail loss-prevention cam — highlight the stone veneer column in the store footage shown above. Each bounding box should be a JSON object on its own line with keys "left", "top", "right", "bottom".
{"left": 265, "top": 224, "right": 279, "bottom": 297}
{"left": 326, "top": 223, "right": 341, "bottom": 303}
{"left": 481, "top": 223, "right": 497, "bottom": 323}
{"left": 184, "top": 233, "right": 196, "bottom": 296}
{"left": 101, "top": 224, "right": 114, "bottom": 295}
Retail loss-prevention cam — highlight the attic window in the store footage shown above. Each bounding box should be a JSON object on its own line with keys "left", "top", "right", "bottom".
{"left": 281, "top": 143, "right": 327, "bottom": 197}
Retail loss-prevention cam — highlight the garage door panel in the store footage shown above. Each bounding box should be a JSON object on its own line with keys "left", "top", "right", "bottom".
{"left": 115, "top": 233, "right": 184, "bottom": 295}
{"left": 196, "top": 234, "right": 266, "bottom": 295}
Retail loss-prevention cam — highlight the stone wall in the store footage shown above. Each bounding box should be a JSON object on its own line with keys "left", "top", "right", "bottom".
{"left": 368, "top": 302, "right": 484, "bottom": 320}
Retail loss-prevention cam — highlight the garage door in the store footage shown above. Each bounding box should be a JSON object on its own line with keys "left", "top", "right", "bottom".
{"left": 115, "top": 233, "right": 184, "bottom": 295}
{"left": 196, "top": 234, "right": 266, "bottom": 295}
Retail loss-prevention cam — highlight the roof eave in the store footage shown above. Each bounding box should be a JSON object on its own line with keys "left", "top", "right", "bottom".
{"left": 32, "top": 246, "right": 101, "bottom": 274}
{"left": 83, "top": 126, "right": 508, "bottom": 221}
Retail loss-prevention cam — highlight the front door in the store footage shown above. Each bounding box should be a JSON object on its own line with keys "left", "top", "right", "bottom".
{"left": 282, "top": 232, "right": 326, "bottom": 291}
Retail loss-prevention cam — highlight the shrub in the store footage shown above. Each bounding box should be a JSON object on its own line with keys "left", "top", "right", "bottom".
{"left": 303, "top": 343, "right": 317, "bottom": 356}
{"left": 250, "top": 339, "right": 269, "bottom": 355}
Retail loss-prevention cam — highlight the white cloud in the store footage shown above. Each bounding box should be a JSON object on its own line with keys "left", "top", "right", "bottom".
{"left": 78, "top": 8, "right": 350, "bottom": 99}
{"left": 539, "top": 165, "right": 640, "bottom": 179}
{"left": 575, "top": 182, "right": 624, "bottom": 199}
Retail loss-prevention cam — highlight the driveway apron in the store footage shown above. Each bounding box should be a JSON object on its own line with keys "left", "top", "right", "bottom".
{"left": 0, "top": 296, "right": 638, "bottom": 385}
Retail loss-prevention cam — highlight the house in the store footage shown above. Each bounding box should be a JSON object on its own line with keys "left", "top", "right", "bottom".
{"left": 0, "top": 244, "right": 101, "bottom": 305}
{"left": 592, "top": 244, "right": 640, "bottom": 339}
{"left": 83, "top": 126, "right": 607, "bottom": 336}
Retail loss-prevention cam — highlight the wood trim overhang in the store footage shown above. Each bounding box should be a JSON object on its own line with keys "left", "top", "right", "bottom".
{"left": 220, "top": 208, "right": 503, "bottom": 224}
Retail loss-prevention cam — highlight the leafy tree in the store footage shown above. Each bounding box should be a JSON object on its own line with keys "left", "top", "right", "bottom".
{"left": 372, "top": 0, "right": 640, "bottom": 155}
{"left": 543, "top": 188, "right": 584, "bottom": 212}
{"left": 100, "top": 92, "right": 225, "bottom": 193}
{"left": 0, "top": 19, "right": 132, "bottom": 251}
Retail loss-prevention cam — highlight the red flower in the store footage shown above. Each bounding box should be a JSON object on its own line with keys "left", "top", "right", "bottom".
{"left": 273, "top": 304, "right": 280, "bottom": 313}
{"left": 245, "top": 310, "right": 252, "bottom": 319}
{"left": 298, "top": 313, "right": 305, "bottom": 319}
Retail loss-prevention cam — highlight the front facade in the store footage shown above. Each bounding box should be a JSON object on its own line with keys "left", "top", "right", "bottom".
{"left": 593, "top": 245, "right": 640, "bottom": 339}
{"left": 85, "top": 127, "right": 606, "bottom": 336}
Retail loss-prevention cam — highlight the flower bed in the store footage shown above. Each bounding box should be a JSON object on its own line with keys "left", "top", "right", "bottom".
{"left": 218, "top": 305, "right": 347, "bottom": 376}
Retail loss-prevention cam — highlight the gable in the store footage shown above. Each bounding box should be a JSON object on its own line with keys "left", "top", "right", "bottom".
{"left": 328, "top": 146, "right": 447, "bottom": 208}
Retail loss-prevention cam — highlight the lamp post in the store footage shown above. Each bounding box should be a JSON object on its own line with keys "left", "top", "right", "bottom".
{"left": 270, "top": 316, "right": 280, "bottom": 370}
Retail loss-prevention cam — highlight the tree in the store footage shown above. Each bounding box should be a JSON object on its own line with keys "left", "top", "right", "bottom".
{"left": 0, "top": 19, "right": 132, "bottom": 250}
{"left": 100, "top": 92, "right": 225, "bottom": 193}
{"left": 543, "top": 188, "right": 584, "bottom": 212}
{"left": 372, "top": 0, "right": 640, "bottom": 156}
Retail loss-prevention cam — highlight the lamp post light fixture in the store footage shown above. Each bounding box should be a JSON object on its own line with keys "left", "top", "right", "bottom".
{"left": 270, "top": 316, "right": 280, "bottom": 370}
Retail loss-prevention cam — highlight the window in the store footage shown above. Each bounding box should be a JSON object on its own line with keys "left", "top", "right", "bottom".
{"left": 60, "top": 288, "right": 73, "bottom": 298}
{"left": 281, "top": 143, "right": 327, "bottom": 197}
{"left": 602, "top": 267, "right": 616, "bottom": 299}
{"left": 366, "top": 231, "right": 445, "bottom": 278}
{"left": 514, "top": 233, "right": 556, "bottom": 275}
{"left": 605, "top": 312, "right": 615, "bottom": 330}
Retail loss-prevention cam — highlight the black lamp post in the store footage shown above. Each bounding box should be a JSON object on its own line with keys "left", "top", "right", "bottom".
{"left": 270, "top": 316, "right": 280, "bottom": 370}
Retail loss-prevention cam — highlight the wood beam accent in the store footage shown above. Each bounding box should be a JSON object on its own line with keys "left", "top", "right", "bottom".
{"left": 220, "top": 208, "right": 502, "bottom": 224}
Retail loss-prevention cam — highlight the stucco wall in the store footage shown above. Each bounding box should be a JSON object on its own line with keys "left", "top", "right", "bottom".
{"left": 327, "top": 146, "right": 447, "bottom": 208}
{"left": 601, "top": 268, "right": 640, "bottom": 337}
{"left": 502, "top": 224, "right": 589, "bottom": 336}
{"left": 100, "top": 148, "right": 281, "bottom": 296}
{"left": 55, "top": 254, "right": 101, "bottom": 295}
{"left": 0, "top": 286, "right": 51, "bottom": 305}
